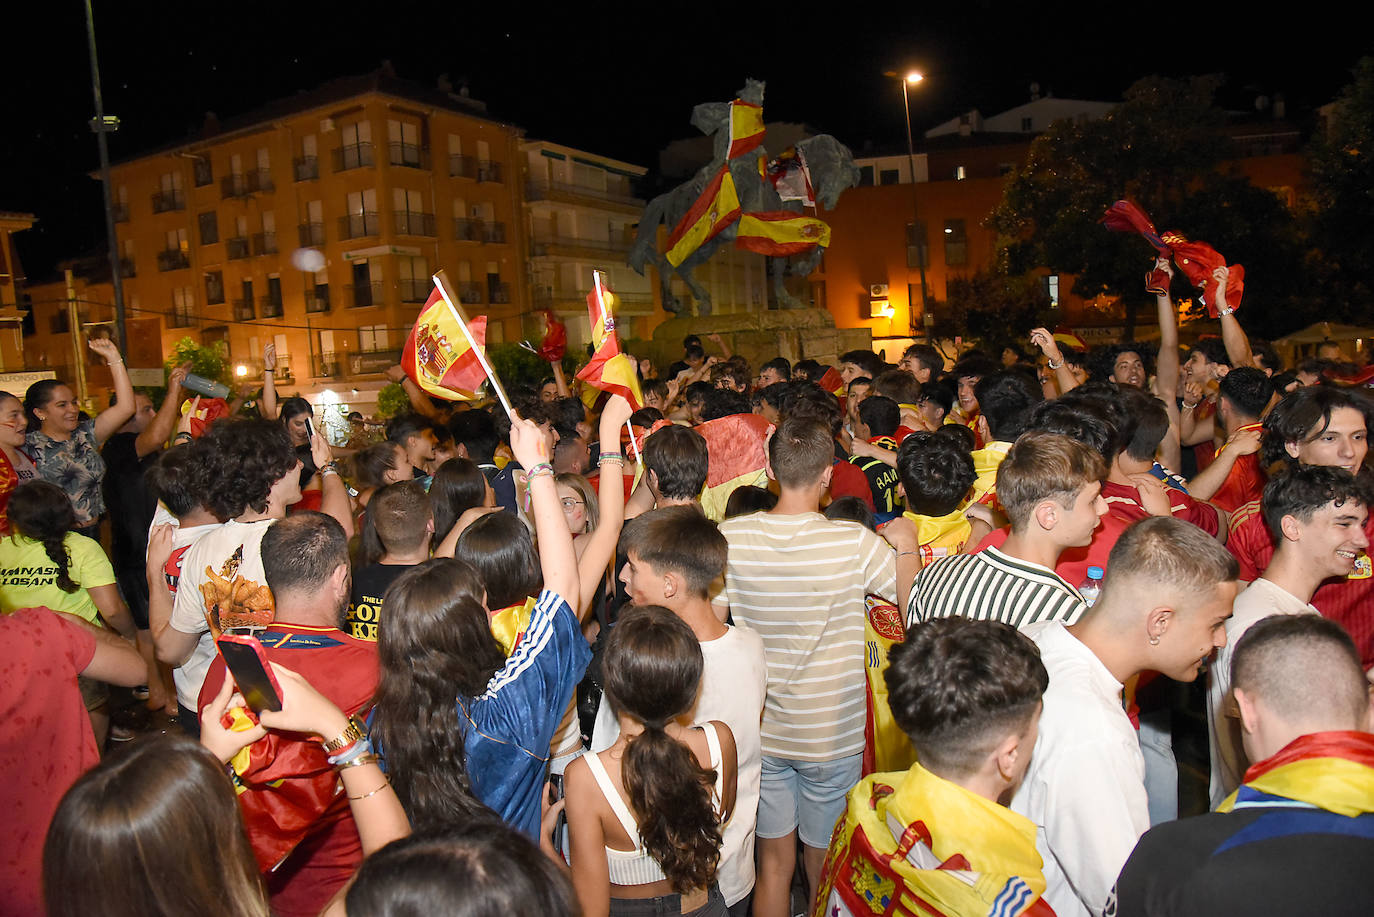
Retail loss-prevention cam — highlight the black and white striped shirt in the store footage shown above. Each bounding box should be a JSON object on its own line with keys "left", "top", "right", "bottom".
{"left": 906, "top": 546, "right": 1087, "bottom": 631}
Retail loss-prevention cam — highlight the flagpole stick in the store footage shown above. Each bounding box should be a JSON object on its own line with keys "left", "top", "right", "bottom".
{"left": 431, "top": 271, "right": 514, "bottom": 419}
{"left": 626, "top": 418, "right": 642, "bottom": 464}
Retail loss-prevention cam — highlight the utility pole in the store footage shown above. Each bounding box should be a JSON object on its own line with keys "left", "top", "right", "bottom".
{"left": 66, "top": 269, "right": 90, "bottom": 404}
{"left": 83, "top": 0, "right": 127, "bottom": 353}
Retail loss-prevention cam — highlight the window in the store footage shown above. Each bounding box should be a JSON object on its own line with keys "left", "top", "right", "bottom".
{"left": 337, "top": 121, "right": 374, "bottom": 171}
{"left": 1021, "top": 116, "right": 1032, "bottom": 132}
{"left": 905, "top": 221, "right": 927, "bottom": 270}
{"left": 393, "top": 187, "right": 431, "bottom": 235}
{"left": 308, "top": 269, "right": 330, "bottom": 313}
{"left": 1043, "top": 274, "right": 1060, "bottom": 308}
{"left": 388, "top": 119, "right": 424, "bottom": 167}
{"left": 944, "top": 219, "right": 967, "bottom": 267}
{"left": 359, "top": 324, "right": 388, "bottom": 352}
{"left": 193, "top": 156, "right": 213, "bottom": 187}
{"left": 263, "top": 274, "right": 283, "bottom": 317}
{"left": 344, "top": 189, "right": 379, "bottom": 238}
{"left": 858, "top": 165, "right": 875, "bottom": 187}
{"left": 880, "top": 168, "right": 900, "bottom": 186}
{"left": 954, "top": 165, "right": 967, "bottom": 181}
{"left": 198, "top": 211, "right": 219, "bottom": 245}
{"left": 398, "top": 255, "right": 429, "bottom": 302}
{"left": 172, "top": 287, "right": 195, "bottom": 328}
{"left": 205, "top": 271, "right": 225, "bottom": 304}
{"left": 351, "top": 260, "right": 376, "bottom": 307}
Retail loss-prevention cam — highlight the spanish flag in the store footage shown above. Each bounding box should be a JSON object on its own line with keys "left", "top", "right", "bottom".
{"left": 1052, "top": 328, "right": 1086, "bottom": 351}
{"left": 695, "top": 412, "right": 772, "bottom": 522}
{"left": 817, "top": 366, "right": 846, "bottom": 398}
{"left": 401, "top": 286, "right": 489, "bottom": 401}
{"left": 728, "top": 99, "right": 766, "bottom": 159}
{"left": 734, "top": 211, "right": 831, "bottom": 257}
{"left": 575, "top": 271, "right": 643, "bottom": 409}
{"left": 665, "top": 166, "right": 741, "bottom": 267}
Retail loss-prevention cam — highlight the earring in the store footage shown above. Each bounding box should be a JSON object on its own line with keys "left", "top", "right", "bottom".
{"left": 1149, "top": 635, "right": 1160, "bottom": 646}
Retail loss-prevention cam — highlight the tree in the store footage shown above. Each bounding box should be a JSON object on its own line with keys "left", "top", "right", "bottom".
{"left": 163, "top": 336, "right": 230, "bottom": 387}
{"left": 939, "top": 268, "right": 1055, "bottom": 354}
{"left": 1306, "top": 56, "right": 1374, "bottom": 319}
{"left": 990, "top": 74, "right": 1316, "bottom": 338}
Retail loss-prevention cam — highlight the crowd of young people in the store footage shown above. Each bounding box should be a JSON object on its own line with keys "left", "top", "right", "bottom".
{"left": 2, "top": 259, "right": 1373, "bottom": 917}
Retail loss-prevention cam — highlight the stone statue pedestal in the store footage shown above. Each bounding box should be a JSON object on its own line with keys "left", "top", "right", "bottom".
{"left": 647, "top": 308, "right": 872, "bottom": 373}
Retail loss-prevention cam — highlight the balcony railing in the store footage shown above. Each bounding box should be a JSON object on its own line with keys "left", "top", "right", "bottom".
{"left": 393, "top": 211, "right": 436, "bottom": 236}
{"left": 525, "top": 178, "right": 643, "bottom": 208}
{"left": 476, "top": 160, "right": 502, "bottom": 183}
{"left": 251, "top": 231, "right": 278, "bottom": 255}
{"left": 258, "top": 295, "right": 284, "bottom": 319}
{"left": 112, "top": 203, "right": 129, "bottom": 223}
{"left": 530, "top": 232, "right": 630, "bottom": 258}
{"left": 490, "top": 281, "right": 511, "bottom": 304}
{"left": 453, "top": 217, "right": 480, "bottom": 241}
{"left": 151, "top": 189, "right": 185, "bottom": 213}
{"left": 169, "top": 309, "right": 194, "bottom": 329}
{"left": 332, "top": 142, "right": 374, "bottom": 172}
{"left": 232, "top": 298, "right": 255, "bottom": 321}
{"left": 346, "top": 281, "right": 384, "bottom": 308}
{"left": 457, "top": 281, "right": 483, "bottom": 305}
{"left": 398, "top": 279, "right": 429, "bottom": 303}
{"left": 226, "top": 237, "right": 251, "bottom": 260}
{"left": 388, "top": 142, "right": 429, "bottom": 169}
{"left": 449, "top": 154, "right": 477, "bottom": 179}
{"left": 298, "top": 222, "right": 325, "bottom": 247}
{"left": 247, "top": 168, "right": 274, "bottom": 194}
{"left": 311, "top": 352, "right": 345, "bottom": 378}
{"left": 306, "top": 287, "right": 330, "bottom": 313}
{"left": 339, "top": 212, "right": 380, "bottom": 240}
{"left": 349, "top": 347, "right": 403, "bottom": 375}
{"left": 221, "top": 174, "right": 249, "bottom": 198}
{"left": 482, "top": 221, "right": 507, "bottom": 244}
{"left": 293, "top": 156, "right": 319, "bottom": 182}
{"left": 118, "top": 257, "right": 136, "bottom": 278}
{"left": 156, "top": 249, "right": 190, "bottom": 272}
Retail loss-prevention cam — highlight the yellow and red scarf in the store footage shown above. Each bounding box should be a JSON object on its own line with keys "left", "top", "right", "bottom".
{"left": 1218, "top": 730, "right": 1374, "bottom": 817}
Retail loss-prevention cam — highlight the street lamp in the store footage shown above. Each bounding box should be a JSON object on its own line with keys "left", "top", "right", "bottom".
{"left": 888, "top": 69, "right": 931, "bottom": 341}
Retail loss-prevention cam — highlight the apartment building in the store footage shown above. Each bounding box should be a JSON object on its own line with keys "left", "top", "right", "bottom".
{"left": 0, "top": 211, "right": 36, "bottom": 375}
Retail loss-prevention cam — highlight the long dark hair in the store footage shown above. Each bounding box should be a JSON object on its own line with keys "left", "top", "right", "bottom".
{"left": 43, "top": 734, "right": 268, "bottom": 917}
{"left": 23, "top": 379, "right": 67, "bottom": 433}
{"left": 429, "top": 457, "right": 488, "bottom": 539}
{"left": 372, "top": 558, "right": 502, "bottom": 831}
{"left": 454, "top": 512, "right": 540, "bottom": 610}
{"left": 345, "top": 821, "right": 578, "bottom": 917}
{"left": 8, "top": 481, "right": 80, "bottom": 592}
{"left": 601, "top": 605, "right": 720, "bottom": 893}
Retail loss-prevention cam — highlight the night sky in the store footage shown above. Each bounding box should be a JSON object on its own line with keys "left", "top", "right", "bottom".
{"left": 4, "top": 1, "right": 1369, "bottom": 279}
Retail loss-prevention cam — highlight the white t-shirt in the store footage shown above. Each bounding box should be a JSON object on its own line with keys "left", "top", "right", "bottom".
{"left": 591, "top": 623, "right": 767, "bottom": 907}
{"left": 1011, "top": 621, "right": 1148, "bottom": 917}
{"left": 1206, "top": 577, "right": 1318, "bottom": 808}
{"left": 169, "top": 518, "right": 275, "bottom": 711}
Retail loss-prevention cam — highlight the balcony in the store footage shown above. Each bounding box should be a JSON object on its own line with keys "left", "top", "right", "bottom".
{"left": 453, "top": 217, "right": 480, "bottom": 241}
{"left": 449, "top": 154, "right": 477, "bottom": 179}
{"left": 346, "top": 281, "right": 384, "bottom": 308}
{"left": 388, "top": 142, "right": 429, "bottom": 169}
{"left": 297, "top": 222, "right": 325, "bottom": 247}
{"left": 311, "top": 351, "right": 345, "bottom": 379}
{"left": 457, "top": 281, "right": 483, "bottom": 305}
{"left": 530, "top": 232, "right": 630, "bottom": 259}
{"left": 226, "top": 237, "right": 251, "bottom": 260}
{"left": 112, "top": 203, "right": 129, "bottom": 223}
{"left": 482, "top": 221, "right": 507, "bottom": 244}
{"left": 306, "top": 287, "right": 330, "bottom": 313}
{"left": 293, "top": 156, "right": 319, "bottom": 182}
{"left": 476, "top": 160, "right": 502, "bottom": 183}
{"left": 169, "top": 309, "right": 194, "bottom": 329}
{"left": 339, "top": 211, "right": 380, "bottom": 240}
{"left": 332, "top": 142, "right": 374, "bottom": 172}
{"left": 232, "top": 298, "right": 255, "bottom": 322}
{"left": 251, "top": 231, "right": 278, "bottom": 256}
{"left": 349, "top": 347, "right": 403, "bottom": 375}
{"left": 393, "top": 210, "right": 436, "bottom": 237}
{"left": 221, "top": 174, "right": 249, "bottom": 199}
{"left": 247, "top": 168, "right": 274, "bottom": 194}
{"left": 151, "top": 189, "right": 185, "bottom": 213}
{"left": 525, "top": 178, "right": 643, "bottom": 213}
{"left": 258, "top": 295, "right": 284, "bottom": 319}
{"left": 398, "top": 279, "right": 429, "bottom": 303}
{"left": 118, "top": 257, "right": 136, "bottom": 278}
{"left": 156, "top": 249, "right": 190, "bottom": 272}
{"left": 490, "top": 281, "right": 511, "bottom": 304}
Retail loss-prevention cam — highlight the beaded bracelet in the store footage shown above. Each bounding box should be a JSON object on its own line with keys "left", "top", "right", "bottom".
{"left": 1047, "top": 358, "right": 1064, "bottom": 370}
{"left": 598, "top": 452, "right": 624, "bottom": 463}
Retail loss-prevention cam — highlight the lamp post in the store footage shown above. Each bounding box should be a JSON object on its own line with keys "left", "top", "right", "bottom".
{"left": 896, "top": 71, "right": 932, "bottom": 341}
{"left": 83, "top": 0, "right": 127, "bottom": 354}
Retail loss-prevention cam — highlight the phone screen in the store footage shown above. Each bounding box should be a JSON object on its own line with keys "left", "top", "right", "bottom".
{"left": 217, "top": 638, "right": 284, "bottom": 713}
{"left": 304, "top": 417, "right": 316, "bottom": 442}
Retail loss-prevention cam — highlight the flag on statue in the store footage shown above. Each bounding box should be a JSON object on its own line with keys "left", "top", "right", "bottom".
{"left": 665, "top": 166, "right": 741, "bottom": 267}
{"left": 727, "top": 99, "right": 766, "bottom": 159}
{"left": 734, "top": 211, "right": 831, "bottom": 256}
{"left": 576, "top": 272, "right": 643, "bottom": 410}
{"left": 400, "top": 286, "right": 489, "bottom": 401}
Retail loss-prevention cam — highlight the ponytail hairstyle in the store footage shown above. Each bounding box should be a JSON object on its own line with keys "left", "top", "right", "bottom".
{"left": 601, "top": 605, "right": 720, "bottom": 893}
{"left": 372, "top": 558, "right": 501, "bottom": 831}
{"left": 8, "top": 481, "right": 80, "bottom": 593}
{"left": 23, "top": 379, "right": 66, "bottom": 433}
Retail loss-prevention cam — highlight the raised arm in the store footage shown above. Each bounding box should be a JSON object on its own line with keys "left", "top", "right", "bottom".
{"left": 147, "top": 522, "right": 201, "bottom": 665}
{"left": 511, "top": 412, "right": 579, "bottom": 609}
{"left": 90, "top": 337, "right": 135, "bottom": 444}
{"left": 1152, "top": 259, "right": 1182, "bottom": 471}
{"left": 385, "top": 365, "right": 443, "bottom": 421}
{"left": 260, "top": 343, "right": 280, "bottom": 420}
{"left": 574, "top": 395, "right": 633, "bottom": 616}
{"left": 135, "top": 363, "right": 190, "bottom": 458}
{"left": 1030, "top": 327, "right": 1079, "bottom": 397}
{"left": 1213, "top": 266, "right": 1259, "bottom": 371}
{"left": 311, "top": 428, "right": 355, "bottom": 539}
{"left": 550, "top": 361, "right": 571, "bottom": 398}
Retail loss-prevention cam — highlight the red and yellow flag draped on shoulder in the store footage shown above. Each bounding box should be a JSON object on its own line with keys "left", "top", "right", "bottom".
{"left": 400, "top": 285, "right": 489, "bottom": 400}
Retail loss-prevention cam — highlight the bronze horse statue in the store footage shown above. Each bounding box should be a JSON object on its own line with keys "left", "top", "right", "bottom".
{"left": 628, "top": 80, "right": 860, "bottom": 314}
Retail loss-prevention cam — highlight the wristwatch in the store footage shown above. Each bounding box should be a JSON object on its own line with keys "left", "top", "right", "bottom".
{"left": 322, "top": 716, "right": 365, "bottom": 753}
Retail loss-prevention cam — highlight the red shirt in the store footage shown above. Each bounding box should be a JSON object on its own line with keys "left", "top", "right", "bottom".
{"left": 199, "top": 623, "right": 380, "bottom": 917}
{"left": 0, "top": 608, "right": 97, "bottom": 917}
{"left": 1228, "top": 500, "right": 1374, "bottom": 667}
{"left": 975, "top": 514, "right": 1129, "bottom": 590}
{"left": 1100, "top": 479, "right": 1221, "bottom": 536}
{"left": 830, "top": 458, "right": 875, "bottom": 510}
{"left": 1208, "top": 423, "right": 1266, "bottom": 513}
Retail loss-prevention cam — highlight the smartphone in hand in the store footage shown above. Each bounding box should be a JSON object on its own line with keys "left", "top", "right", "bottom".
{"left": 216, "top": 633, "right": 284, "bottom": 713}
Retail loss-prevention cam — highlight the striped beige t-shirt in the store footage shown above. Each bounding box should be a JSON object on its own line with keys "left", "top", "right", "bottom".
{"left": 718, "top": 512, "right": 896, "bottom": 761}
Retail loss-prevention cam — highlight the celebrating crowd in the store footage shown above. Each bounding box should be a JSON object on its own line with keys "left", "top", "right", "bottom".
{"left": 2, "top": 255, "right": 1373, "bottom": 917}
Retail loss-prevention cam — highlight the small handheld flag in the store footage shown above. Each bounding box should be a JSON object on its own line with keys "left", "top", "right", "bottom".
{"left": 575, "top": 271, "right": 643, "bottom": 410}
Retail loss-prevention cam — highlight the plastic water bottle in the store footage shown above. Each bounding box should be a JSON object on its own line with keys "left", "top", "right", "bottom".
{"left": 1079, "top": 566, "right": 1104, "bottom": 607}
{"left": 182, "top": 373, "right": 231, "bottom": 400}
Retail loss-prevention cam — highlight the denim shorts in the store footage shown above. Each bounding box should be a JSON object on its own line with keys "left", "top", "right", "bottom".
{"left": 757, "top": 752, "right": 863, "bottom": 848}
{"left": 609, "top": 884, "right": 726, "bottom": 917}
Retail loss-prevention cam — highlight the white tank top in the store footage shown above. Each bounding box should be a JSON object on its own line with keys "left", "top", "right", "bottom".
{"left": 581, "top": 723, "right": 724, "bottom": 887}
